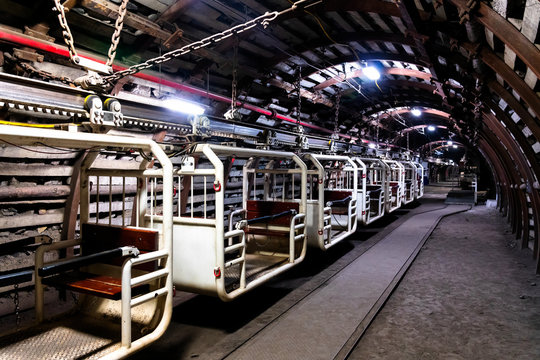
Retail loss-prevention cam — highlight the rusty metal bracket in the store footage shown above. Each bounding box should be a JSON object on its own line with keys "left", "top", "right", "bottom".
{"left": 404, "top": 29, "right": 429, "bottom": 43}
{"left": 13, "top": 49, "right": 44, "bottom": 63}
{"left": 458, "top": 0, "right": 479, "bottom": 24}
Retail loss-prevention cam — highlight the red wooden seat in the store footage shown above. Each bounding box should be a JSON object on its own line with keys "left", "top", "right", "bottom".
{"left": 41, "top": 224, "right": 159, "bottom": 299}
{"left": 244, "top": 200, "right": 299, "bottom": 237}
{"left": 324, "top": 190, "right": 352, "bottom": 215}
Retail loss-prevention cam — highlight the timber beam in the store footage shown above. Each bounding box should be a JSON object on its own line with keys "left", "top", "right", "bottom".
{"left": 448, "top": 0, "right": 540, "bottom": 80}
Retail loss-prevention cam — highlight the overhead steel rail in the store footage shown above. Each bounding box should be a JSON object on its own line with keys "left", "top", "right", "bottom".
{"left": 302, "top": 154, "right": 359, "bottom": 250}
{"left": 0, "top": 72, "right": 381, "bottom": 153}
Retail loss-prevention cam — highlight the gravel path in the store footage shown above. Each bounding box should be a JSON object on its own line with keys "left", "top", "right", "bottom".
{"left": 349, "top": 206, "right": 540, "bottom": 360}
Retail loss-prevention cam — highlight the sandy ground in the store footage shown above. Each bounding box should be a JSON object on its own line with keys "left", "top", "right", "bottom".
{"left": 349, "top": 206, "right": 540, "bottom": 360}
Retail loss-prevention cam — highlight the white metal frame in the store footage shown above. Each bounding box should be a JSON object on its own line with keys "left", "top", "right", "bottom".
{"left": 168, "top": 144, "right": 307, "bottom": 301}
{"left": 382, "top": 158, "right": 405, "bottom": 212}
{"left": 303, "top": 154, "right": 358, "bottom": 250}
{"left": 0, "top": 125, "right": 174, "bottom": 359}
{"left": 413, "top": 161, "right": 425, "bottom": 199}
{"left": 401, "top": 160, "right": 416, "bottom": 205}
{"left": 353, "top": 157, "right": 387, "bottom": 225}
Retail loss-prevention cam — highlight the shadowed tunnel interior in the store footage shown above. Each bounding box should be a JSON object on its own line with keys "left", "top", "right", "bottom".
{"left": 0, "top": 0, "right": 539, "bottom": 358}
{"left": 5, "top": 0, "right": 535, "bottom": 270}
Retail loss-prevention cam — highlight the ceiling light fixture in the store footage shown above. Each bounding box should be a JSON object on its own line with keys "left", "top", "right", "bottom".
{"left": 411, "top": 108, "right": 422, "bottom": 117}
{"left": 427, "top": 125, "right": 436, "bottom": 131}
{"left": 452, "top": 145, "right": 458, "bottom": 149}
{"left": 363, "top": 66, "right": 381, "bottom": 81}
{"left": 447, "top": 140, "right": 454, "bottom": 146}
{"left": 163, "top": 98, "right": 206, "bottom": 115}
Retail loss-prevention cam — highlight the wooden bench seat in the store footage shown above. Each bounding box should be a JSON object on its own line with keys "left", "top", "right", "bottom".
{"left": 243, "top": 227, "right": 290, "bottom": 237}
{"left": 366, "top": 185, "right": 382, "bottom": 197}
{"left": 40, "top": 224, "right": 159, "bottom": 299}
{"left": 244, "top": 200, "right": 299, "bottom": 237}
{"left": 324, "top": 190, "right": 352, "bottom": 215}
{"left": 42, "top": 271, "right": 150, "bottom": 300}
{"left": 389, "top": 182, "right": 400, "bottom": 194}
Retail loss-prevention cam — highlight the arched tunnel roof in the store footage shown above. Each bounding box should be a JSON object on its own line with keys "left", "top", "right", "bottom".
{"left": 0, "top": 0, "right": 539, "bottom": 268}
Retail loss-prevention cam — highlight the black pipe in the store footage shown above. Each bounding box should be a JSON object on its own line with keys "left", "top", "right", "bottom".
{"left": 246, "top": 209, "right": 296, "bottom": 225}
{"left": 326, "top": 196, "right": 352, "bottom": 207}
{"left": 0, "top": 269, "right": 33, "bottom": 287}
{"left": 38, "top": 248, "right": 126, "bottom": 277}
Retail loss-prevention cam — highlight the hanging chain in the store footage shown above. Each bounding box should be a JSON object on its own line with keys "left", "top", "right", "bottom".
{"left": 52, "top": 0, "right": 80, "bottom": 65}
{"left": 376, "top": 118, "right": 380, "bottom": 148}
{"left": 231, "top": 38, "right": 239, "bottom": 112}
{"left": 71, "top": 291, "right": 80, "bottom": 306}
{"left": 106, "top": 0, "right": 130, "bottom": 66}
{"left": 295, "top": 67, "right": 302, "bottom": 130}
{"left": 103, "top": 0, "right": 313, "bottom": 84}
{"left": 224, "top": 38, "right": 240, "bottom": 120}
{"left": 334, "top": 90, "right": 341, "bottom": 134}
{"left": 13, "top": 284, "right": 21, "bottom": 327}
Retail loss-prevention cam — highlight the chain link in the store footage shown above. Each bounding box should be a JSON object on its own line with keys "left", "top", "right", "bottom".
{"left": 334, "top": 90, "right": 341, "bottom": 134}
{"left": 295, "top": 67, "right": 302, "bottom": 129}
{"left": 103, "top": 0, "right": 315, "bottom": 83}
{"left": 52, "top": 0, "right": 80, "bottom": 65}
{"left": 18, "top": 61, "right": 75, "bottom": 86}
{"left": 231, "top": 38, "right": 238, "bottom": 111}
{"left": 13, "top": 284, "right": 21, "bottom": 327}
{"left": 106, "top": 0, "right": 129, "bottom": 66}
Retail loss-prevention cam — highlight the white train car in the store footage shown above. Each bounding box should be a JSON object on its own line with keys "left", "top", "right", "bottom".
{"left": 401, "top": 159, "right": 417, "bottom": 205}
{"left": 0, "top": 125, "right": 173, "bottom": 359}
{"left": 382, "top": 158, "right": 405, "bottom": 213}
{"left": 165, "top": 144, "right": 307, "bottom": 301}
{"left": 354, "top": 157, "right": 387, "bottom": 225}
{"left": 303, "top": 154, "right": 358, "bottom": 250}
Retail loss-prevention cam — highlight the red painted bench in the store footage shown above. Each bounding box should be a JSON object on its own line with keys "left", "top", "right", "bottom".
{"left": 41, "top": 224, "right": 159, "bottom": 300}
{"left": 244, "top": 200, "right": 299, "bottom": 236}
{"left": 324, "top": 190, "right": 352, "bottom": 215}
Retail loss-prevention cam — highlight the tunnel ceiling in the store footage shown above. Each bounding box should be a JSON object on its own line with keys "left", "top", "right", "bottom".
{"left": 0, "top": 1, "right": 539, "bottom": 159}
{"left": 0, "top": 0, "right": 539, "bottom": 269}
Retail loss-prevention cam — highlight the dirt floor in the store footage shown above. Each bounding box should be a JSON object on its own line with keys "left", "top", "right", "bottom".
{"left": 349, "top": 205, "right": 540, "bottom": 360}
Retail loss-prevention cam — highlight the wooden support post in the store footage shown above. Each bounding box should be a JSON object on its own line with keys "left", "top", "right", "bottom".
{"left": 61, "top": 151, "right": 88, "bottom": 253}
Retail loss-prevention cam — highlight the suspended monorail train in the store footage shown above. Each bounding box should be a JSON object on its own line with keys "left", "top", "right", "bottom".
{"left": 0, "top": 125, "right": 425, "bottom": 359}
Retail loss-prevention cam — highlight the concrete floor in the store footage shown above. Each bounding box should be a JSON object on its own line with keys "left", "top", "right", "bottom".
{"left": 349, "top": 205, "right": 540, "bottom": 360}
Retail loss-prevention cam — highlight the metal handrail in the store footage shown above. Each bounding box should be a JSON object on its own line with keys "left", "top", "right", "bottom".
{"left": 121, "top": 250, "right": 170, "bottom": 348}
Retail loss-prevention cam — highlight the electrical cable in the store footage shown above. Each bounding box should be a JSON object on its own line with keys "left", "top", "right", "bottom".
{"left": 0, "top": 120, "right": 57, "bottom": 129}
{"left": 0, "top": 137, "right": 92, "bottom": 155}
